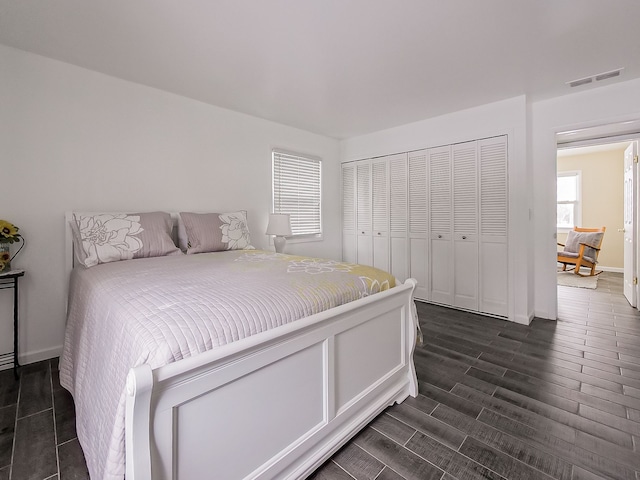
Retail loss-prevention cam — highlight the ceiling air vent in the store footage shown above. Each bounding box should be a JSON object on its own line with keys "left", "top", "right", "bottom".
{"left": 595, "top": 69, "right": 622, "bottom": 81}
{"left": 567, "top": 68, "right": 624, "bottom": 88}
{"left": 567, "top": 77, "right": 592, "bottom": 88}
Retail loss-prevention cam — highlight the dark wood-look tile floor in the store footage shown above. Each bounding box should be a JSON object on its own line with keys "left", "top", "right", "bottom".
{"left": 1, "top": 358, "right": 88, "bottom": 480}
{"left": 3, "top": 272, "right": 640, "bottom": 479}
{"left": 313, "top": 272, "right": 640, "bottom": 480}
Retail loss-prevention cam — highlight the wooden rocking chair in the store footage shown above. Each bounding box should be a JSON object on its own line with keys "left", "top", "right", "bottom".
{"left": 557, "top": 227, "right": 606, "bottom": 277}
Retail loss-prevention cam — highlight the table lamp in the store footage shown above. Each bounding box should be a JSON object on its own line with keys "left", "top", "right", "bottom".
{"left": 266, "top": 214, "right": 292, "bottom": 253}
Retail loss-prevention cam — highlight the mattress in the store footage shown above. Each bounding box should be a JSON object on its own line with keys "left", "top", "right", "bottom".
{"left": 59, "top": 250, "right": 396, "bottom": 480}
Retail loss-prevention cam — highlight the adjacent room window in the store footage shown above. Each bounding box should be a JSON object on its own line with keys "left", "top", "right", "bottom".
{"left": 557, "top": 171, "right": 581, "bottom": 229}
{"left": 272, "top": 150, "right": 322, "bottom": 240}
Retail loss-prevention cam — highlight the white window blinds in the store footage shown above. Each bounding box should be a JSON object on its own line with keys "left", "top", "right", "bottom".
{"left": 272, "top": 150, "right": 322, "bottom": 237}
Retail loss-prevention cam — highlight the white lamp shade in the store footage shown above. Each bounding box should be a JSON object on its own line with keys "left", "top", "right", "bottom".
{"left": 266, "top": 214, "right": 292, "bottom": 236}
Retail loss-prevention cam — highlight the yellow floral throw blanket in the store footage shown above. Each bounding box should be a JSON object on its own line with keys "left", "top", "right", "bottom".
{"left": 236, "top": 250, "right": 396, "bottom": 298}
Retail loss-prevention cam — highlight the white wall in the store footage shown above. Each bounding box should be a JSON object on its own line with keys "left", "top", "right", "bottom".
{"left": 341, "top": 96, "right": 532, "bottom": 324}
{"left": 0, "top": 45, "right": 341, "bottom": 365}
{"left": 532, "top": 77, "right": 640, "bottom": 320}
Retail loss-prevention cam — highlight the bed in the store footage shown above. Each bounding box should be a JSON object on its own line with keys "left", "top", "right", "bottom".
{"left": 60, "top": 211, "right": 419, "bottom": 480}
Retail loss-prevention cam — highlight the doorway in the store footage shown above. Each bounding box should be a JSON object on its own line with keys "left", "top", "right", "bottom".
{"left": 556, "top": 129, "right": 639, "bottom": 307}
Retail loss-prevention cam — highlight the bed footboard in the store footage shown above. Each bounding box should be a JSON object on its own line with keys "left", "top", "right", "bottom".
{"left": 125, "top": 279, "right": 418, "bottom": 480}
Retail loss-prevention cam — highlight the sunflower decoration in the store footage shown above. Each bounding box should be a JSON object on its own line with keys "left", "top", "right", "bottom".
{"left": 0, "top": 250, "right": 8, "bottom": 271}
{"left": 0, "top": 220, "right": 23, "bottom": 273}
{"left": 0, "top": 220, "right": 22, "bottom": 244}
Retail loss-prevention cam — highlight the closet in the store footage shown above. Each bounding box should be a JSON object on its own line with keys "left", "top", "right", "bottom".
{"left": 343, "top": 153, "right": 407, "bottom": 280}
{"left": 342, "top": 135, "right": 508, "bottom": 318}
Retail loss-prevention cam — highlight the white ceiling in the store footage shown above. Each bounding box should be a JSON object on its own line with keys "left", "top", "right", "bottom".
{"left": 1, "top": 0, "right": 639, "bottom": 139}
{"left": 557, "top": 141, "right": 632, "bottom": 158}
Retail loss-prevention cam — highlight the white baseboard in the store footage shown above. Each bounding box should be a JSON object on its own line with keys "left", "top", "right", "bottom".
{"left": 599, "top": 266, "right": 623, "bottom": 273}
{"left": 533, "top": 309, "right": 556, "bottom": 321}
{"left": 19, "top": 345, "right": 62, "bottom": 366}
{"left": 559, "top": 263, "right": 623, "bottom": 274}
{"left": 514, "top": 312, "right": 534, "bottom": 325}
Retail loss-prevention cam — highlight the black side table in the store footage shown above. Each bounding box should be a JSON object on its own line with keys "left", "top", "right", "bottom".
{"left": 0, "top": 269, "right": 24, "bottom": 379}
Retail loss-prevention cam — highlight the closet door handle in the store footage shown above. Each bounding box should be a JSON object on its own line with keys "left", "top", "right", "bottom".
{"left": 462, "top": 236, "right": 467, "bottom": 240}
{"left": 437, "top": 235, "right": 442, "bottom": 239}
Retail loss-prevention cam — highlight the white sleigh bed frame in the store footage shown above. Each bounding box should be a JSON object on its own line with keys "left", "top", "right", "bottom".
{"left": 64, "top": 212, "right": 419, "bottom": 480}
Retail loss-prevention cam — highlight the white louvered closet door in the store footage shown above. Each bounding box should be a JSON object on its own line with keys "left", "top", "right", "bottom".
{"left": 356, "top": 160, "right": 373, "bottom": 266}
{"left": 389, "top": 153, "right": 408, "bottom": 282}
{"left": 408, "top": 150, "right": 428, "bottom": 300}
{"left": 371, "top": 157, "right": 389, "bottom": 272}
{"left": 342, "top": 136, "right": 509, "bottom": 318}
{"left": 452, "top": 141, "right": 479, "bottom": 310}
{"left": 428, "top": 145, "right": 453, "bottom": 305}
{"left": 478, "top": 136, "right": 508, "bottom": 317}
{"left": 342, "top": 163, "right": 357, "bottom": 264}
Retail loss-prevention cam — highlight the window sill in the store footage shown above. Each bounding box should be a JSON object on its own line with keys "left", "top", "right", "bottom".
{"left": 270, "top": 234, "right": 323, "bottom": 245}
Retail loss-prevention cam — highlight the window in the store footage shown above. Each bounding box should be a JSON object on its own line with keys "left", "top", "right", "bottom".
{"left": 272, "top": 150, "right": 322, "bottom": 240}
{"left": 557, "top": 171, "right": 581, "bottom": 229}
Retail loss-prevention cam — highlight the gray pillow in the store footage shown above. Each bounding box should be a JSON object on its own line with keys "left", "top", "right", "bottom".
{"left": 564, "top": 231, "right": 603, "bottom": 262}
{"left": 180, "top": 211, "right": 255, "bottom": 254}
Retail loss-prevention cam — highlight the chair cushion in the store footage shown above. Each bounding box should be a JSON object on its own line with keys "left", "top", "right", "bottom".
{"left": 563, "top": 231, "right": 603, "bottom": 261}
{"left": 557, "top": 251, "right": 596, "bottom": 264}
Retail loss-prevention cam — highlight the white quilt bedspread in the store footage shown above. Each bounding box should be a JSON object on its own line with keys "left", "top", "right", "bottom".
{"left": 59, "top": 250, "right": 395, "bottom": 480}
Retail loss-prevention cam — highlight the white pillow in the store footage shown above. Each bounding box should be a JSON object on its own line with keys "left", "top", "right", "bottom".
{"left": 70, "top": 211, "right": 182, "bottom": 267}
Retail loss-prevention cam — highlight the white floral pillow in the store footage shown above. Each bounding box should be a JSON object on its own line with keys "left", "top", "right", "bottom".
{"left": 180, "top": 211, "right": 255, "bottom": 254}
{"left": 71, "top": 212, "right": 182, "bottom": 267}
